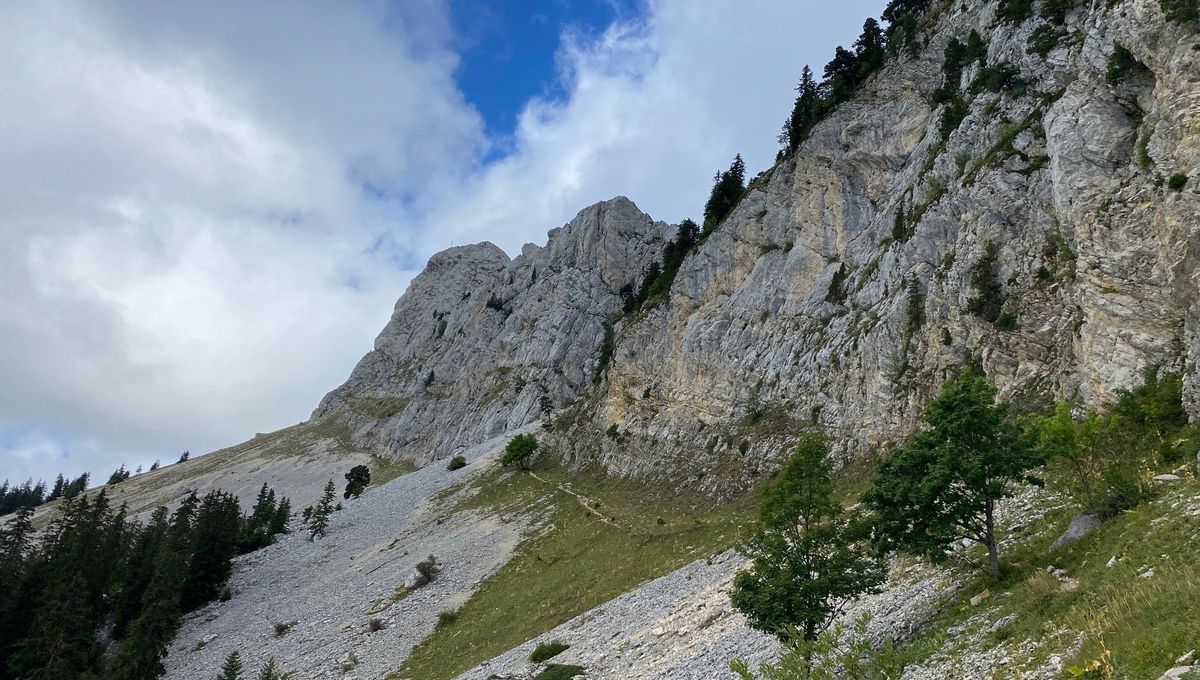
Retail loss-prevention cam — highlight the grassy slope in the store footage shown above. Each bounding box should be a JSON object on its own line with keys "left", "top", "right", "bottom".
{"left": 392, "top": 463, "right": 759, "bottom": 680}
{"left": 899, "top": 479, "right": 1200, "bottom": 679}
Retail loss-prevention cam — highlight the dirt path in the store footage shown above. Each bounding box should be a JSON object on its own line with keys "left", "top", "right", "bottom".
{"left": 529, "top": 471, "right": 622, "bottom": 528}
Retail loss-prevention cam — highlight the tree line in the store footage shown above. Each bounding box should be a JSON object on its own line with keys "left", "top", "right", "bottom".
{"left": 0, "top": 482, "right": 291, "bottom": 679}
{"left": 780, "top": 0, "right": 929, "bottom": 155}
{"left": 2, "top": 451, "right": 193, "bottom": 517}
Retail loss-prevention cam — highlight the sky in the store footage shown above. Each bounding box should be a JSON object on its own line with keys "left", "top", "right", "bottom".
{"left": 0, "top": 0, "right": 881, "bottom": 487}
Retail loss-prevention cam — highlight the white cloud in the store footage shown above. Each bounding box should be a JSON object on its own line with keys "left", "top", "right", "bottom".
{"left": 0, "top": 0, "right": 882, "bottom": 485}
{"left": 430, "top": 0, "right": 882, "bottom": 254}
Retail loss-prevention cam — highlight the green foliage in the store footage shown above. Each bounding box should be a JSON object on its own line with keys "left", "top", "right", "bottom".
{"left": 1027, "top": 25, "right": 1066, "bottom": 57}
{"left": 1160, "top": 0, "right": 1200, "bottom": 22}
{"left": 941, "top": 328, "right": 953, "bottom": 346}
{"left": 1168, "top": 172, "right": 1189, "bottom": 191}
{"left": 970, "top": 62, "right": 1023, "bottom": 94}
{"left": 256, "top": 659, "right": 290, "bottom": 680}
{"left": 181, "top": 491, "right": 243, "bottom": 612}
{"left": 530, "top": 640, "right": 570, "bottom": 663}
{"left": 534, "top": 665, "right": 587, "bottom": 680}
{"left": 501, "top": 433, "right": 539, "bottom": 470}
{"left": 864, "top": 372, "right": 1043, "bottom": 577}
{"left": 782, "top": 66, "right": 822, "bottom": 153}
{"left": 634, "top": 219, "right": 700, "bottom": 309}
{"left": 218, "top": 651, "right": 244, "bottom": 680}
{"left": 704, "top": 155, "right": 747, "bottom": 229}
{"left": 446, "top": 455, "right": 467, "bottom": 471}
{"left": 882, "top": 1, "right": 930, "bottom": 56}
{"left": 891, "top": 201, "right": 910, "bottom": 243}
{"left": 825, "top": 264, "right": 848, "bottom": 304}
{"left": 436, "top": 609, "right": 459, "bottom": 629}
{"left": 938, "top": 96, "right": 970, "bottom": 140}
{"left": 344, "top": 464, "right": 371, "bottom": 499}
{"left": 731, "top": 614, "right": 907, "bottom": 680}
{"left": 731, "top": 436, "right": 886, "bottom": 640}
{"left": 967, "top": 241, "right": 1005, "bottom": 323}
{"left": 1106, "top": 44, "right": 1139, "bottom": 86}
{"left": 307, "top": 479, "right": 336, "bottom": 541}
{"left": 995, "top": 0, "right": 1034, "bottom": 24}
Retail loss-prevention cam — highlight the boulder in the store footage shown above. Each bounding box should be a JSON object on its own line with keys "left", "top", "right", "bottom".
{"left": 1154, "top": 474, "right": 1183, "bottom": 484}
{"left": 1050, "top": 513, "right": 1104, "bottom": 551}
{"left": 1157, "top": 667, "right": 1199, "bottom": 680}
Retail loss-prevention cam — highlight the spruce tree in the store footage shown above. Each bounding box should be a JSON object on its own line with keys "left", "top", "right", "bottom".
{"left": 308, "top": 480, "right": 336, "bottom": 541}
{"left": 218, "top": 651, "right": 244, "bottom": 680}
{"left": 181, "top": 491, "right": 241, "bottom": 612}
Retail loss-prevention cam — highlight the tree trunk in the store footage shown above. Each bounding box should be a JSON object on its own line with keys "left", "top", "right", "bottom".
{"left": 985, "top": 500, "right": 1000, "bottom": 579}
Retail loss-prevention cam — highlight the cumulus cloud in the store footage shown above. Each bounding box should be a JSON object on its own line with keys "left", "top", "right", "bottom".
{"left": 0, "top": 0, "right": 881, "bottom": 484}
{"left": 0, "top": 0, "right": 484, "bottom": 483}
{"left": 430, "top": 0, "right": 882, "bottom": 254}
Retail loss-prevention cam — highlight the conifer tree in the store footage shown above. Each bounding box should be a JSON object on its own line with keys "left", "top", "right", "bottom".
{"left": 703, "top": 154, "right": 748, "bottom": 230}
{"left": 218, "top": 651, "right": 244, "bottom": 680}
{"left": 308, "top": 480, "right": 336, "bottom": 541}
{"left": 181, "top": 491, "right": 241, "bottom": 612}
{"left": 782, "top": 66, "right": 820, "bottom": 153}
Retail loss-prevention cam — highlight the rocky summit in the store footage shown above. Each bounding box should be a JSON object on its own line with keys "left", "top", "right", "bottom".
{"left": 6, "top": 1, "right": 1200, "bottom": 679}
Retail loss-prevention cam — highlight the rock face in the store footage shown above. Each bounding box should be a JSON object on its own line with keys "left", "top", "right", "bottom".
{"left": 318, "top": 0, "right": 1200, "bottom": 483}
{"left": 314, "top": 197, "right": 673, "bottom": 463}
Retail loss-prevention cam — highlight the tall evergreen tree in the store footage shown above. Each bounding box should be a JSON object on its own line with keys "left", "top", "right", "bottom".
{"left": 181, "top": 491, "right": 241, "bottom": 612}
{"left": 703, "top": 154, "right": 748, "bottom": 230}
{"left": 782, "top": 66, "right": 821, "bottom": 153}
{"left": 308, "top": 480, "right": 336, "bottom": 541}
{"left": 854, "top": 18, "right": 886, "bottom": 76}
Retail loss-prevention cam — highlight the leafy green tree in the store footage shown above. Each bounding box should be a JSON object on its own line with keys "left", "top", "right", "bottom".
{"left": 731, "top": 436, "right": 886, "bottom": 642}
{"left": 343, "top": 465, "right": 371, "bottom": 499}
{"left": 307, "top": 480, "right": 336, "bottom": 541}
{"left": 218, "top": 651, "right": 244, "bottom": 680}
{"left": 864, "top": 372, "right": 1042, "bottom": 578}
{"left": 500, "top": 434, "right": 539, "bottom": 470}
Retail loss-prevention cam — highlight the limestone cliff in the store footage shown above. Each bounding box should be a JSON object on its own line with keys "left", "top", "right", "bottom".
{"left": 313, "top": 197, "right": 673, "bottom": 463}
{"left": 318, "top": 0, "right": 1199, "bottom": 484}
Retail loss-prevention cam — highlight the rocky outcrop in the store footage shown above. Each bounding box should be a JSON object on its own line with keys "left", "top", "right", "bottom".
{"left": 314, "top": 197, "right": 673, "bottom": 463}
{"left": 319, "top": 0, "right": 1199, "bottom": 483}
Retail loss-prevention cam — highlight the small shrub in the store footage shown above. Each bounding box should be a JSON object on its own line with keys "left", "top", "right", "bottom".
{"left": 1161, "top": 0, "right": 1200, "bottom": 23}
{"left": 446, "top": 455, "right": 467, "bottom": 471}
{"left": 996, "top": 0, "right": 1034, "bottom": 23}
{"left": 344, "top": 464, "right": 371, "bottom": 498}
{"left": 941, "top": 327, "right": 953, "bottom": 346}
{"left": 656, "top": 517, "right": 666, "bottom": 526}
{"left": 274, "top": 621, "right": 294, "bottom": 637}
{"left": 368, "top": 618, "right": 385, "bottom": 632}
{"left": 436, "top": 609, "right": 459, "bottom": 629}
{"left": 1168, "top": 173, "right": 1188, "bottom": 191}
{"left": 534, "top": 665, "right": 586, "bottom": 680}
{"left": 413, "top": 555, "right": 440, "bottom": 588}
{"left": 219, "top": 587, "right": 232, "bottom": 602}
{"left": 1106, "top": 44, "right": 1138, "bottom": 86}
{"left": 530, "top": 640, "right": 570, "bottom": 663}
{"left": 1028, "top": 25, "right": 1065, "bottom": 57}
{"left": 996, "top": 312, "right": 1018, "bottom": 332}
